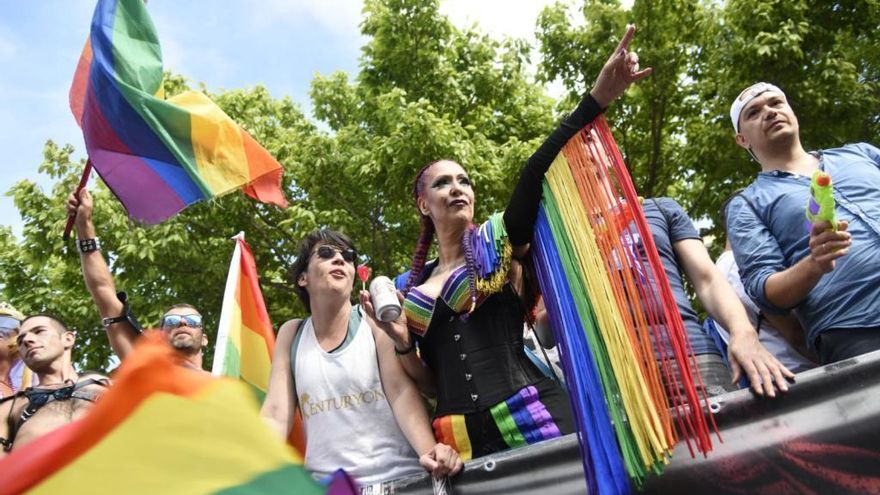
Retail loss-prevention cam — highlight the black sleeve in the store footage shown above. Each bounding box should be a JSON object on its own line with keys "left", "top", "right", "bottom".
{"left": 504, "top": 94, "right": 604, "bottom": 247}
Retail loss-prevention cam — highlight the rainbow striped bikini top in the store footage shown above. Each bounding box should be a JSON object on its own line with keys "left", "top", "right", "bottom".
{"left": 403, "top": 213, "right": 513, "bottom": 337}
{"left": 403, "top": 265, "right": 490, "bottom": 337}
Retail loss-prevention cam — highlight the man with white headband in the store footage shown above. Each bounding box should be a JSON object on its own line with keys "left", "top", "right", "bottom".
{"left": 724, "top": 82, "right": 880, "bottom": 365}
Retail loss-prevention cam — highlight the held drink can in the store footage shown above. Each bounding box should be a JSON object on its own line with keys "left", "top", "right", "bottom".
{"left": 369, "top": 276, "right": 401, "bottom": 322}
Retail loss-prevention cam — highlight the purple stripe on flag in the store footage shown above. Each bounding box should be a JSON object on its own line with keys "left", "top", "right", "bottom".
{"left": 520, "top": 386, "right": 562, "bottom": 440}
{"left": 82, "top": 85, "right": 187, "bottom": 223}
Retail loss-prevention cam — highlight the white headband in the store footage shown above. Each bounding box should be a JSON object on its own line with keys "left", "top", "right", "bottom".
{"left": 730, "top": 82, "right": 785, "bottom": 133}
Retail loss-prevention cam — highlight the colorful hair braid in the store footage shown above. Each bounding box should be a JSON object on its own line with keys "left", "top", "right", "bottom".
{"left": 405, "top": 161, "right": 442, "bottom": 294}
{"left": 462, "top": 225, "right": 478, "bottom": 314}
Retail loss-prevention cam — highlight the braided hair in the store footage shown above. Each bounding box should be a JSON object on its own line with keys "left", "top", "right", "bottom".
{"left": 404, "top": 161, "right": 441, "bottom": 295}
{"left": 407, "top": 160, "right": 480, "bottom": 314}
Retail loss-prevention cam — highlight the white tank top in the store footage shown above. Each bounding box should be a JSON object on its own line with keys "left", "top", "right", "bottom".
{"left": 294, "top": 312, "right": 422, "bottom": 485}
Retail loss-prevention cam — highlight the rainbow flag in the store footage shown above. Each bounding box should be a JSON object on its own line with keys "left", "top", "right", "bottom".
{"left": 213, "top": 233, "right": 307, "bottom": 454}
{"left": 0, "top": 334, "right": 357, "bottom": 495}
{"left": 69, "top": 0, "right": 288, "bottom": 224}
{"left": 213, "top": 233, "right": 275, "bottom": 401}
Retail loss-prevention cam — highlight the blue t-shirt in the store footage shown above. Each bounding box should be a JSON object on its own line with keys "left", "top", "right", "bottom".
{"left": 725, "top": 143, "right": 880, "bottom": 350}
{"left": 638, "top": 198, "right": 718, "bottom": 356}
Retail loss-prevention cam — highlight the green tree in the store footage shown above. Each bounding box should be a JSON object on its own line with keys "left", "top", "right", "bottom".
{"left": 0, "top": 0, "right": 555, "bottom": 370}
{"left": 536, "top": 0, "right": 879, "bottom": 254}
{"left": 687, "top": 0, "right": 880, "bottom": 247}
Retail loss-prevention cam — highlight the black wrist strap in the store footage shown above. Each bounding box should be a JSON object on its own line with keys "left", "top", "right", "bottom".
{"left": 394, "top": 339, "right": 417, "bottom": 356}
{"left": 77, "top": 237, "right": 101, "bottom": 254}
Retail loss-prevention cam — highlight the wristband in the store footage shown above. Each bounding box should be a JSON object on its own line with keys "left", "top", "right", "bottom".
{"left": 77, "top": 237, "right": 101, "bottom": 254}
{"left": 394, "top": 339, "right": 417, "bottom": 356}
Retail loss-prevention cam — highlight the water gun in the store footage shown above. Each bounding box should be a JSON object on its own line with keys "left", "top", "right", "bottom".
{"left": 806, "top": 171, "right": 837, "bottom": 232}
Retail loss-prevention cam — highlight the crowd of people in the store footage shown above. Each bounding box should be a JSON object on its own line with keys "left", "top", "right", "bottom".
{"left": 2, "top": 25, "right": 878, "bottom": 492}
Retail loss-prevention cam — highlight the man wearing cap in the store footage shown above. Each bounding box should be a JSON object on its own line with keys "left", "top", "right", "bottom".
{"left": 66, "top": 189, "right": 208, "bottom": 370}
{"left": 725, "top": 82, "right": 880, "bottom": 365}
{"left": 0, "top": 303, "right": 30, "bottom": 398}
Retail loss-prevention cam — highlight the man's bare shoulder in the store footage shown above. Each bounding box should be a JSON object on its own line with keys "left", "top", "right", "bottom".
{"left": 278, "top": 318, "right": 304, "bottom": 339}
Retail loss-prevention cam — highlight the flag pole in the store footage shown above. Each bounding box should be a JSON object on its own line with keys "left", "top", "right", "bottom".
{"left": 63, "top": 159, "right": 93, "bottom": 240}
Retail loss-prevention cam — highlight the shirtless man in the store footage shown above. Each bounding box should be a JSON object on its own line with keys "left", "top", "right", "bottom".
{"left": 67, "top": 189, "right": 207, "bottom": 370}
{"left": 0, "top": 315, "right": 108, "bottom": 455}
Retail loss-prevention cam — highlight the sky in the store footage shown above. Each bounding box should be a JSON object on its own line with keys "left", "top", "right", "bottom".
{"left": 0, "top": 0, "right": 588, "bottom": 238}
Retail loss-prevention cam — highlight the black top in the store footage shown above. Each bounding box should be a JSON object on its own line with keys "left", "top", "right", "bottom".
{"left": 416, "top": 284, "right": 546, "bottom": 416}
{"left": 504, "top": 94, "right": 604, "bottom": 246}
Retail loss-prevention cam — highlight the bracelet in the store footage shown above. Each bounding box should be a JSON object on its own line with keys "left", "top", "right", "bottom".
{"left": 77, "top": 237, "right": 101, "bottom": 254}
{"left": 394, "top": 339, "right": 417, "bottom": 356}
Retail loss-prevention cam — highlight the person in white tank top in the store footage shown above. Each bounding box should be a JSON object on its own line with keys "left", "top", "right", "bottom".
{"left": 261, "top": 229, "right": 463, "bottom": 488}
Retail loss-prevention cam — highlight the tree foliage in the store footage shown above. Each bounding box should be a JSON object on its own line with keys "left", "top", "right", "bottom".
{"left": 2, "top": 0, "right": 877, "bottom": 370}
{"left": 537, "top": 0, "right": 879, "bottom": 253}
{"left": 0, "top": 0, "right": 554, "bottom": 370}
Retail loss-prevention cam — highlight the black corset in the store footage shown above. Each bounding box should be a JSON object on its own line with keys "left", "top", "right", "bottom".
{"left": 417, "top": 284, "right": 546, "bottom": 416}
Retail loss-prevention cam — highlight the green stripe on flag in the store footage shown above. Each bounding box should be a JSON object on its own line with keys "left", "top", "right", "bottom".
{"left": 211, "top": 463, "right": 325, "bottom": 495}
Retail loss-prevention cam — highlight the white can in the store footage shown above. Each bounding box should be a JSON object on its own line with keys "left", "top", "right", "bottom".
{"left": 369, "top": 276, "right": 401, "bottom": 322}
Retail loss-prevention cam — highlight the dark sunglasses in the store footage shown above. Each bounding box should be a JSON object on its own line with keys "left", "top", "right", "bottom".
{"left": 314, "top": 245, "right": 357, "bottom": 264}
{"left": 26, "top": 383, "right": 79, "bottom": 409}
{"left": 161, "top": 314, "right": 203, "bottom": 330}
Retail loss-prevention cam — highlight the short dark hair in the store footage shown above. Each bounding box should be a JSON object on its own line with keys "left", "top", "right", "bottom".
{"left": 20, "top": 314, "right": 72, "bottom": 334}
{"left": 291, "top": 229, "right": 357, "bottom": 313}
{"left": 163, "top": 303, "right": 200, "bottom": 316}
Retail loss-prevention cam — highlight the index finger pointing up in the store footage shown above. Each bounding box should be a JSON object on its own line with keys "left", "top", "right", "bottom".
{"left": 615, "top": 24, "right": 636, "bottom": 53}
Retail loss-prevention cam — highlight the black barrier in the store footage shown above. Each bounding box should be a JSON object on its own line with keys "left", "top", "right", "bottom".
{"left": 392, "top": 349, "right": 880, "bottom": 494}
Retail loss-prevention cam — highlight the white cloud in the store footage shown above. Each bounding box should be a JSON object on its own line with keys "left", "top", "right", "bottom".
{"left": 258, "top": 0, "right": 364, "bottom": 40}
{"left": 0, "top": 27, "right": 17, "bottom": 59}
{"left": 440, "top": 0, "right": 563, "bottom": 44}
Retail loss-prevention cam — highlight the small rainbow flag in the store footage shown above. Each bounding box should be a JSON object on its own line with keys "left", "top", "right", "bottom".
{"left": 69, "top": 0, "right": 288, "bottom": 224}
{"left": 0, "top": 334, "right": 357, "bottom": 495}
{"left": 213, "top": 233, "right": 307, "bottom": 454}
{"left": 213, "top": 233, "right": 276, "bottom": 401}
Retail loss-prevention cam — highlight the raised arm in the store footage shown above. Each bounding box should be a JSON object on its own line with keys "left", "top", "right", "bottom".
{"left": 505, "top": 24, "right": 652, "bottom": 257}
{"left": 675, "top": 238, "right": 794, "bottom": 396}
{"left": 260, "top": 318, "right": 299, "bottom": 440}
{"left": 67, "top": 189, "right": 140, "bottom": 360}
{"left": 371, "top": 324, "right": 462, "bottom": 478}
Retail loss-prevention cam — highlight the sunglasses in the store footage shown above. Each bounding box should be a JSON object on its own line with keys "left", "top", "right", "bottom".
{"left": 313, "top": 245, "right": 357, "bottom": 264}
{"left": 26, "top": 383, "right": 79, "bottom": 409}
{"left": 0, "top": 315, "right": 20, "bottom": 331}
{"left": 161, "top": 314, "right": 203, "bottom": 330}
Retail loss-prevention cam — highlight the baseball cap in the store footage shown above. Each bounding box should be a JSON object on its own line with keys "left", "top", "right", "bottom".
{"left": 730, "top": 82, "right": 785, "bottom": 133}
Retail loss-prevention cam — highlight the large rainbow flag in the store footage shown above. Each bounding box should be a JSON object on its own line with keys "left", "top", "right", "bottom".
{"left": 69, "top": 0, "right": 288, "bottom": 224}
{"left": 532, "top": 117, "right": 716, "bottom": 495}
{"left": 0, "top": 334, "right": 357, "bottom": 495}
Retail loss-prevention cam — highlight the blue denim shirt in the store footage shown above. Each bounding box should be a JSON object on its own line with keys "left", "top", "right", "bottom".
{"left": 726, "top": 143, "right": 880, "bottom": 349}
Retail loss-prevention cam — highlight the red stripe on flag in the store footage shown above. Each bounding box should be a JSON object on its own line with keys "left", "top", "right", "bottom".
{"left": 0, "top": 334, "right": 208, "bottom": 495}
{"left": 237, "top": 238, "right": 275, "bottom": 358}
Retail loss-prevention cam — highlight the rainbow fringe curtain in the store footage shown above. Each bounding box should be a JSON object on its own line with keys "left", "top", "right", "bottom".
{"left": 532, "top": 117, "right": 716, "bottom": 494}
{"left": 0, "top": 335, "right": 357, "bottom": 495}
{"left": 69, "top": 0, "right": 288, "bottom": 224}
